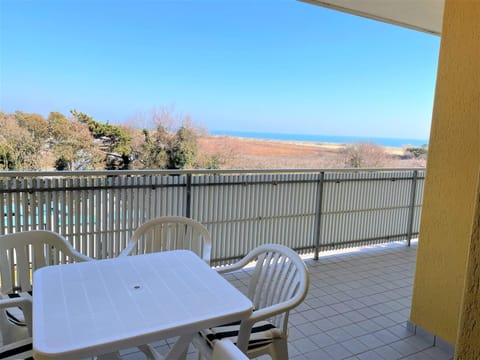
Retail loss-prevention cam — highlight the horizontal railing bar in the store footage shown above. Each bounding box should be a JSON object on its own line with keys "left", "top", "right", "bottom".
{"left": 0, "top": 183, "right": 186, "bottom": 194}
{"left": 193, "top": 180, "right": 317, "bottom": 186}
{"left": 323, "top": 205, "right": 422, "bottom": 215}
{"left": 0, "top": 175, "right": 425, "bottom": 194}
{"left": 292, "top": 245, "right": 317, "bottom": 252}
{"left": 0, "top": 167, "right": 426, "bottom": 178}
{"left": 202, "top": 213, "right": 317, "bottom": 225}
{"left": 0, "top": 177, "right": 426, "bottom": 194}
{"left": 318, "top": 233, "right": 419, "bottom": 249}
{"left": 325, "top": 176, "right": 425, "bottom": 183}
{"left": 192, "top": 176, "right": 425, "bottom": 188}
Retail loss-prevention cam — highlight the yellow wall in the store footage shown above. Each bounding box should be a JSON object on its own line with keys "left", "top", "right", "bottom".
{"left": 410, "top": 0, "right": 480, "bottom": 344}
{"left": 455, "top": 174, "right": 480, "bottom": 358}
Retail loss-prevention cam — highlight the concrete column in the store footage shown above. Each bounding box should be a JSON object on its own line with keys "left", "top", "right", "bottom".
{"left": 409, "top": 0, "right": 480, "bottom": 345}
{"left": 455, "top": 174, "right": 480, "bottom": 358}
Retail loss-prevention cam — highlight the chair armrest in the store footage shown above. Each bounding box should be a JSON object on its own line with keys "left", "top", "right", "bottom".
{"left": 44, "top": 231, "right": 93, "bottom": 262}
{"left": 247, "top": 304, "right": 290, "bottom": 323}
{"left": 0, "top": 297, "right": 31, "bottom": 308}
{"left": 215, "top": 256, "right": 255, "bottom": 274}
{"left": 70, "top": 248, "right": 94, "bottom": 262}
{"left": 119, "top": 240, "right": 137, "bottom": 256}
{"left": 0, "top": 296, "right": 33, "bottom": 334}
{"left": 235, "top": 296, "right": 303, "bottom": 352}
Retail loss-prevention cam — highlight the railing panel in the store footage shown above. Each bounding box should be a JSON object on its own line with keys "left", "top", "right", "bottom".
{"left": 0, "top": 174, "right": 188, "bottom": 258}
{"left": 191, "top": 173, "right": 318, "bottom": 264}
{"left": 319, "top": 171, "right": 419, "bottom": 250}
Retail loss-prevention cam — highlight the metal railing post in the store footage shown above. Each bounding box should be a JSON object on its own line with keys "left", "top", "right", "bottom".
{"left": 313, "top": 172, "right": 325, "bottom": 260}
{"left": 186, "top": 174, "right": 192, "bottom": 218}
{"left": 406, "top": 170, "right": 418, "bottom": 247}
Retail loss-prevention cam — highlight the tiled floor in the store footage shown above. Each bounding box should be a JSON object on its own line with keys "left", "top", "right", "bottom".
{"left": 122, "top": 241, "right": 454, "bottom": 360}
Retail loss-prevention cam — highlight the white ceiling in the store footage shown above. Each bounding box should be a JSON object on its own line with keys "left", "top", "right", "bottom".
{"left": 299, "top": 0, "right": 444, "bottom": 35}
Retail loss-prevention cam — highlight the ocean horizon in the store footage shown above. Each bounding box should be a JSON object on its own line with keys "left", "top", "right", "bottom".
{"left": 211, "top": 130, "right": 428, "bottom": 148}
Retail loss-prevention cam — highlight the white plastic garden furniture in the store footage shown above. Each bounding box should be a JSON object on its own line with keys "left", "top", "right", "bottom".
{"left": 120, "top": 216, "right": 212, "bottom": 265}
{"left": 33, "top": 250, "right": 253, "bottom": 360}
{"left": 212, "top": 340, "right": 248, "bottom": 360}
{"left": 193, "top": 244, "right": 309, "bottom": 360}
{"left": 0, "top": 230, "right": 91, "bottom": 345}
{"left": 0, "top": 297, "right": 33, "bottom": 360}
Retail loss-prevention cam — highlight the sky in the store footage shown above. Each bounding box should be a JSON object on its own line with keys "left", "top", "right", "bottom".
{"left": 0, "top": 0, "right": 440, "bottom": 140}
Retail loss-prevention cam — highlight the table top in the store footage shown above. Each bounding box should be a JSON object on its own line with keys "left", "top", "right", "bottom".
{"left": 33, "top": 250, "right": 253, "bottom": 360}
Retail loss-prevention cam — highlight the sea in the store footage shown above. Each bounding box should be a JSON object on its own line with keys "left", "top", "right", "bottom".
{"left": 211, "top": 130, "right": 428, "bottom": 148}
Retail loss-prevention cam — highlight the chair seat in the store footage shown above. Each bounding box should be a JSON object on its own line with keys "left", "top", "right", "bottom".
{"left": 0, "top": 337, "right": 33, "bottom": 360}
{"left": 200, "top": 320, "right": 280, "bottom": 351}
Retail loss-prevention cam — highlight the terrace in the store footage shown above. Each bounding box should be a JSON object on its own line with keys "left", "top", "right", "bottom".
{"left": 0, "top": 168, "right": 453, "bottom": 359}
{"left": 2, "top": 0, "right": 480, "bottom": 357}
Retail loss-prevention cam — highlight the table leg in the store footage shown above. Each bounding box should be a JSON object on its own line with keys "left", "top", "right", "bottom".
{"left": 163, "top": 333, "right": 194, "bottom": 360}
{"left": 96, "top": 334, "right": 194, "bottom": 360}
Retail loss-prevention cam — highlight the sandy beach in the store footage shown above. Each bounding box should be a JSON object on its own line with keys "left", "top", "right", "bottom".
{"left": 198, "top": 135, "right": 424, "bottom": 169}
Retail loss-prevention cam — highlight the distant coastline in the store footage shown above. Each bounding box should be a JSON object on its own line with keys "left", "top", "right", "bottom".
{"left": 211, "top": 130, "right": 428, "bottom": 148}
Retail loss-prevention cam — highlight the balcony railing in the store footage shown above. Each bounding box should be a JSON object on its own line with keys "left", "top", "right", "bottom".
{"left": 0, "top": 168, "right": 425, "bottom": 266}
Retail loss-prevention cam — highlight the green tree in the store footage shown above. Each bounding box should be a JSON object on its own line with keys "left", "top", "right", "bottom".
{"left": 0, "top": 142, "right": 16, "bottom": 170}
{"left": 0, "top": 112, "right": 41, "bottom": 170}
{"left": 71, "top": 110, "right": 132, "bottom": 169}
{"left": 54, "top": 155, "right": 70, "bottom": 170}
{"left": 48, "top": 112, "right": 69, "bottom": 139}
{"left": 343, "top": 143, "right": 388, "bottom": 168}
{"left": 49, "top": 112, "right": 103, "bottom": 170}
{"left": 15, "top": 111, "right": 50, "bottom": 143}
{"left": 139, "top": 128, "right": 169, "bottom": 168}
{"left": 167, "top": 126, "right": 198, "bottom": 169}
{"left": 405, "top": 144, "right": 428, "bottom": 159}
{"left": 199, "top": 154, "right": 222, "bottom": 169}
{"left": 71, "top": 110, "right": 131, "bottom": 153}
{"left": 138, "top": 121, "right": 201, "bottom": 170}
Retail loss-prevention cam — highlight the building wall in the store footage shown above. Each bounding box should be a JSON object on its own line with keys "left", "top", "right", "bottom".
{"left": 456, "top": 174, "right": 480, "bottom": 358}
{"left": 410, "top": 0, "right": 480, "bottom": 345}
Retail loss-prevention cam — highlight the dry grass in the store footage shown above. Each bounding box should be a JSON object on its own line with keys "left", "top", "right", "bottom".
{"left": 198, "top": 135, "right": 426, "bottom": 169}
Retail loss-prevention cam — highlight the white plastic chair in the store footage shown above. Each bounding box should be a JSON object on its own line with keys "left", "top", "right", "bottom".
{"left": 0, "top": 230, "right": 91, "bottom": 345}
{"left": 212, "top": 339, "right": 248, "bottom": 360}
{"left": 110, "top": 217, "right": 212, "bottom": 360}
{"left": 120, "top": 216, "right": 212, "bottom": 265}
{"left": 193, "top": 244, "right": 309, "bottom": 360}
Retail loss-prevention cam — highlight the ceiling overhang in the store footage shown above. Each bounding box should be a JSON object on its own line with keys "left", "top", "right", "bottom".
{"left": 299, "top": 0, "right": 444, "bottom": 36}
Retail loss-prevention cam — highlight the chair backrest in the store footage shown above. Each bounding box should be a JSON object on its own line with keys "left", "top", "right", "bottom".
{"left": 0, "top": 230, "right": 91, "bottom": 294}
{"left": 235, "top": 244, "right": 309, "bottom": 335}
{"left": 120, "top": 216, "right": 212, "bottom": 264}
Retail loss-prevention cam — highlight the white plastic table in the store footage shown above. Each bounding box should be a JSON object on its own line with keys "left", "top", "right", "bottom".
{"left": 33, "top": 250, "right": 253, "bottom": 360}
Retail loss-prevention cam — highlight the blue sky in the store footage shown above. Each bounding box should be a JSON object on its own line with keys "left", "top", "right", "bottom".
{"left": 1, "top": 0, "right": 440, "bottom": 140}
